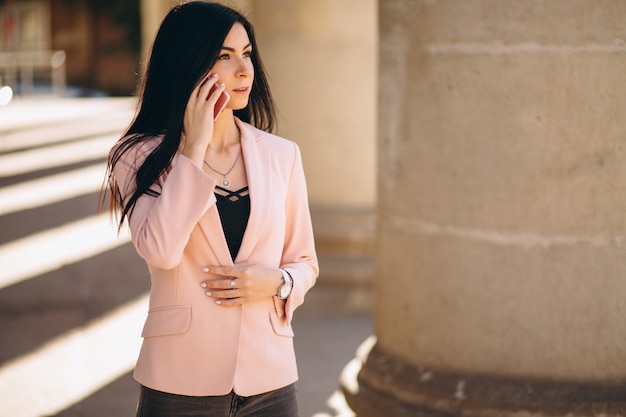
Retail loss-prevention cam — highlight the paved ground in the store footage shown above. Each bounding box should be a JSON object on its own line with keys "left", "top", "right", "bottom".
{"left": 0, "top": 97, "right": 373, "bottom": 417}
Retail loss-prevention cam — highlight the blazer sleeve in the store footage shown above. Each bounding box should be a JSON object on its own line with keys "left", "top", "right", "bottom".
{"left": 112, "top": 140, "right": 218, "bottom": 269}
{"left": 279, "top": 142, "right": 319, "bottom": 322}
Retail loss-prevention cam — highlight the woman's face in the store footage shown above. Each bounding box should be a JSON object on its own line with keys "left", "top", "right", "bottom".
{"left": 210, "top": 22, "right": 254, "bottom": 112}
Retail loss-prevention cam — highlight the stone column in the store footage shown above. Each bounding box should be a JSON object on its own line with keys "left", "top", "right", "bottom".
{"left": 343, "top": 1, "right": 626, "bottom": 416}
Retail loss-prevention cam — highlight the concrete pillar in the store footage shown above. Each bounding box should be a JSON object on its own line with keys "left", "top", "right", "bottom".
{"left": 343, "top": 1, "right": 626, "bottom": 416}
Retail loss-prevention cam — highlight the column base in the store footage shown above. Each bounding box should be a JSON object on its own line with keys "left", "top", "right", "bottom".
{"left": 341, "top": 338, "right": 626, "bottom": 417}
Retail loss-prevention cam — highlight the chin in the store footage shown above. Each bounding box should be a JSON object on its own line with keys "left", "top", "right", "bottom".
{"left": 230, "top": 99, "right": 250, "bottom": 111}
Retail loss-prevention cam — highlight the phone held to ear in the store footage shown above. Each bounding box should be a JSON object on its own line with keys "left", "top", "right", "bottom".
{"left": 210, "top": 83, "right": 230, "bottom": 119}
{"left": 198, "top": 74, "right": 230, "bottom": 119}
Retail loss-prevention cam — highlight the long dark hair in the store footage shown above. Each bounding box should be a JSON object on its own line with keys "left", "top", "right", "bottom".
{"left": 103, "top": 1, "right": 276, "bottom": 228}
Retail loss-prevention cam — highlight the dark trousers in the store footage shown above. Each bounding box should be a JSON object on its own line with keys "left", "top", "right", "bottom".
{"left": 136, "top": 384, "right": 299, "bottom": 417}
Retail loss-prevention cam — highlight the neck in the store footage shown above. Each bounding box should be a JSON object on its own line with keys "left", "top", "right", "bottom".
{"left": 210, "top": 111, "right": 240, "bottom": 152}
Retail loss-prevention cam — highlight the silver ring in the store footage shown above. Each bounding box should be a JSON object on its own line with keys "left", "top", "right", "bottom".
{"left": 230, "top": 279, "right": 236, "bottom": 289}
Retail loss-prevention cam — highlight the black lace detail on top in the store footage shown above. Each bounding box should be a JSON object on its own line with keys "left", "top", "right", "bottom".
{"left": 214, "top": 185, "right": 250, "bottom": 261}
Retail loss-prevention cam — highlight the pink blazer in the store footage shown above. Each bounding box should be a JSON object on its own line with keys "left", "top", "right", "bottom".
{"left": 112, "top": 118, "right": 319, "bottom": 396}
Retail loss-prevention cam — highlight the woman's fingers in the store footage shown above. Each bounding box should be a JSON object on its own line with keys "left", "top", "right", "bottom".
{"left": 200, "top": 278, "right": 245, "bottom": 306}
{"left": 197, "top": 73, "right": 228, "bottom": 109}
{"left": 207, "top": 265, "right": 243, "bottom": 278}
{"left": 201, "top": 277, "right": 245, "bottom": 290}
{"left": 189, "top": 74, "right": 229, "bottom": 125}
{"left": 195, "top": 73, "right": 218, "bottom": 98}
{"left": 182, "top": 73, "right": 227, "bottom": 161}
{"left": 199, "top": 264, "right": 283, "bottom": 306}
{"left": 190, "top": 74, "right": 223, "bottom": 111}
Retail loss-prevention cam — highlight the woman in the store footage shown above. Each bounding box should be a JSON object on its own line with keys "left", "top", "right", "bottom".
{"left": 104, "top": 2, "right": 318, "bottom": 416}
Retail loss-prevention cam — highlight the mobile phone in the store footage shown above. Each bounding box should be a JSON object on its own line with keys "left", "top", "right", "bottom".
{"left": 209, "top": 82, "right": 230, "bottom": 120}
{"left": 198, "top": 75, "right": 230, "bottom": 119}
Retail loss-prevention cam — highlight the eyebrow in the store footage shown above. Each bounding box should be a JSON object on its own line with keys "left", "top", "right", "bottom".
{"left": 221, "top": 43, "right": 252, "bottom": 52}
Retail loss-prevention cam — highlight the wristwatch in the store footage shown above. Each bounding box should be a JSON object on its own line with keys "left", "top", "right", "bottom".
{"left": 277, "top": 268, "right": 293, "bottom": 300}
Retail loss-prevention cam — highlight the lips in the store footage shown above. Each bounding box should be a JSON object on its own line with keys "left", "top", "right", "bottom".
{"left": 232, "top": 86, "right": 250, "bottom": 93}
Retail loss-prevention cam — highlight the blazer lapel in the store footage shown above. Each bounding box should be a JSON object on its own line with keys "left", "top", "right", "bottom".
{"left": 197, "top": 119, "right": 271, "bottom": 266}
{"left": 235, "top": 119, "right": 272, "bottom": 263}
{"left": 197, "top": 195, "right": 234, "bottom": 266}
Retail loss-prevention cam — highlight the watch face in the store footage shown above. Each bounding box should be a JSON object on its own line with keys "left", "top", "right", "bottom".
{"left": 279, "top": 283, "right": 292, "bottom": 299}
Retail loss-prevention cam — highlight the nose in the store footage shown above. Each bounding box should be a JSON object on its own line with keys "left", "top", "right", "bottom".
{"left": 235, "top": 56, "right": 253, "bottom": 78}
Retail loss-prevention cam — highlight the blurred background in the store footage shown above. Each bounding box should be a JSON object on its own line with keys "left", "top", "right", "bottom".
{"left": 0, "top": 0, "right": 141, "bottom": 96}
{"left": 0, "top": 0, "right": 376, "bottom": 416}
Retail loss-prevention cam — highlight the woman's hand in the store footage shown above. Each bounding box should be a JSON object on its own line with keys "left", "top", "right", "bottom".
{"left": 181, "top": 73, "right": 229, "bottom": 165}
{"left": 200, "top": 262, "right": 284, "bottom": 306}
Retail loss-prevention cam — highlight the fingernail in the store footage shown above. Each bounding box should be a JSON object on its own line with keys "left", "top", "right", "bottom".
{"left": 205, "top": 291, "right": 212, "bottom": 296}
{"left": 202, "top": 267, "right": 209, "bottom": 273}
{"left": 215, "top": 300, "right": 222, "bottom": 305}
{"left": 200, "top": 282, "right": 207, "bottom": 288}
{"left": 218, "top": 83, "right": 225, "bottom": 87}
{"left": 212, "top": 73, "right": 219, "bottom": 78}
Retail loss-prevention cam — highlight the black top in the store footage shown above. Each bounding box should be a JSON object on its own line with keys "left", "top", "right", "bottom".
{"left": 214, "top": 185, "right": 250, "bottom": 261}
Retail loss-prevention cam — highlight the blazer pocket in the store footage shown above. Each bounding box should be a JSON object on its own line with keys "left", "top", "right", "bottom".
{"left": 141, "top": 305, "right": 192, "bottom": 338}
{"left": 269, "top": 310, "right": 294, "bottom": 337}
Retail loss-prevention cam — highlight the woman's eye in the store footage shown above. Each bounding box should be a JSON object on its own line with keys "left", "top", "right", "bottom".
{"left": 243, "top": 50, "right": 252, "bottom": 58}
{"left": 218, "top": 54, "right": 230, "bottom": 60}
